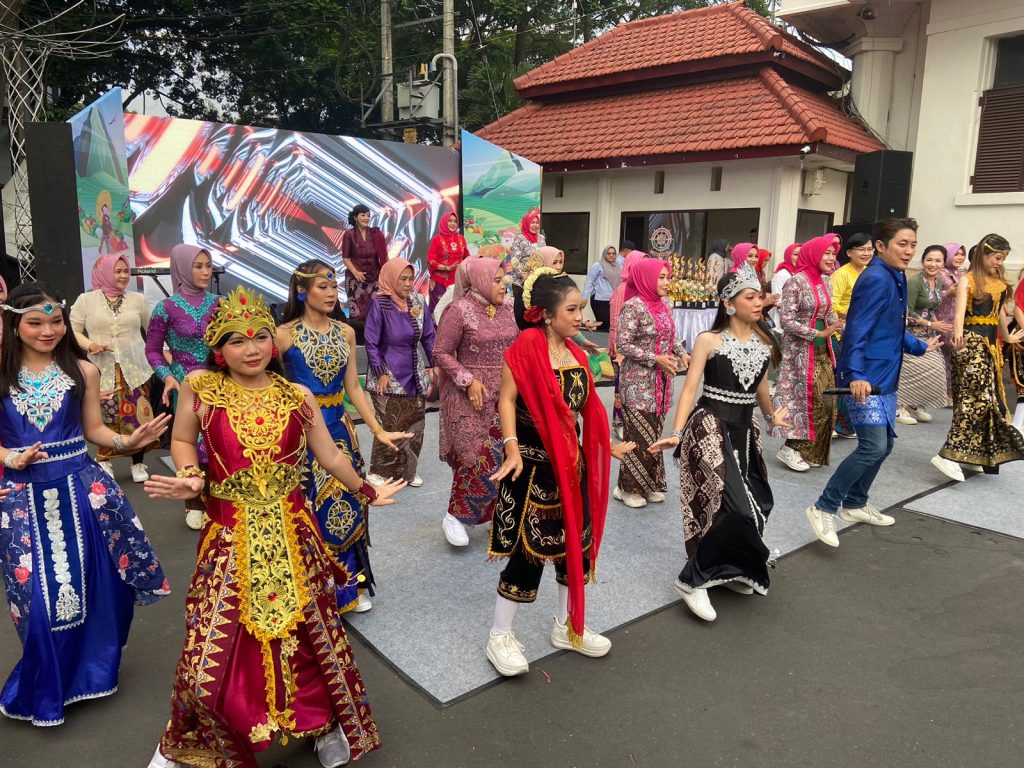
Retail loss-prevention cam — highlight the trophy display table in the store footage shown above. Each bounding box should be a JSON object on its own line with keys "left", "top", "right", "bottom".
{"left": 671, "top": 301, "right": 717, "bottom": 354}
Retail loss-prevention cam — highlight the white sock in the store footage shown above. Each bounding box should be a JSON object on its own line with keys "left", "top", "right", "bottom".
{"left": 490, "top": 596, "right": 519, "bottom": 636}
{"left": 556, "top": 584, "right": 569, "bottom": 625}
{"left": 1014, "top": 404, "right": 1024, "bottom": 430}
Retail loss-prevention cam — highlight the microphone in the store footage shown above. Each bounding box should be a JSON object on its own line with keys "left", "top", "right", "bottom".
{"left": 823, "top": 387, "right": 881, "bottom": 396}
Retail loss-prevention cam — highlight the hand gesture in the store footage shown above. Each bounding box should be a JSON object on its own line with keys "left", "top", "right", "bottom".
{"left": 144, "top": 475, "right": 204, "bottom": 500}
{"left": 648, "top": 435, "right": 681, "bottom": 453}
{"left": 654, "top": 354, "right": 677, "bottom": 376}
{"left": 352, "top": 268, "right": 367, "bottom": 282}
{"left": 375, "top": 430, "right": 411, "bottom": 452}
{"left": 1005, "top": 327, "right": 1024, "bottom": 345}
{"left": 367, "top": 477, "right": 407, "bottom": 506}
{"left": 924, "top": 335, "right": 944, "bottom": 353}
{"left": 769, "top": 406, "right": 792, "bottom": 429}
{"left": 678, "top": 351, "right": 691, "bottom": 370}
{"left": 376, "top": 374, "right": 391, "bottom": 395}
{"left": 582, "top": 339, "right": 600, "bottom": 355}
{"left": 88, "top": 342, "right": 111, "bottom": 355}
{"left": 467, "top": 379, "right": 489, "bottom": 411}
{"left": 930, "top": 320, "right": 953, "bottom": 333}
{"left": 849, "top": 379, "right": 872, "bottom": 404}
{"left": 611, "top": 441, "right": 637, "bottom": 461}
{"left": 952, "top": 332, "right": 965, "bottom": 351}
{"left": 6, "top": 441, "right": 49, "bottom": 470}
{"left": 126, "top": 413, "right": 172, "bottom": 449}
{"left": 162, "top": 376, "right": 180, "bottom": 407}
{"left": 490, "top": 446, "right": 523, "bottom": 483}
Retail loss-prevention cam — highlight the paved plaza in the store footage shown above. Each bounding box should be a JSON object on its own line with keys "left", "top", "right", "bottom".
{"left": 2, "top": 391, "right": 1023, "bottom": 767}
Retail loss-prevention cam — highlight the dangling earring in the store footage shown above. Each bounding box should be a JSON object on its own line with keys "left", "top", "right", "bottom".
{"left": 214, "top": 352, "right": 226, "bottom": 368}
{"left": 297, "top": 290, "right": 307, "bottom": 302}
{"left": 544, "top": 318, "right": 551, "bottom": 325}
{"left": 725, "top": 305, "right": 736, "bottom": 316}
{"left": 271, "top": 346, "right": 280, "bottom": 358}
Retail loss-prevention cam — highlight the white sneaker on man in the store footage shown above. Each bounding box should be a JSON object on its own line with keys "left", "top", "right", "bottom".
{"left": 408, "top": 474, "right": 424, "bottom": 487}
{"left": 613, "top": 486, "right": 647, "bottom": 508}
{"left": 895, "top": 407, "right": 918, "bottom": 425}
{"left": 486, "top": 630, "right": 529, "bottom": 676}
{"left": 645, "top": 491, "right": 666, "bottom": 503}
{"left": 364, "top": 473, "right": 388, "bottom": 486}
{"left": 442, "top": 513, "right": 469, "bottom": 546}
{"left": 804, "top": 505, "right": 840, "bottom": 547}
{"left": 931, "top": 455, "right": 965, "bottom": 482}
{"left": 131, "top": 463, "right": 150, "bottom": 483}
{"left": 911, "top": 407, "right": 933, "bottom": 422}
{"left": 147, "top": 746, "right": 183, "bottom": 768}
{"left": 351, "top": 592, "right": 372, "bottom": 613}
{"left": 314, "top": 724, "right": 351, "bottom": 767}
{"left": 776, "top": 446, "right": 810, "bottom": 472}
{"left": 840, "top": 503, "right": 895, "bottom": 526}
{"left": 98, "top": 460, "right": 114, "bottom": 478}
{"left": 721, "top": 581, "right": 754, "bottom": 595}
{"left": 550, "top": 617, "right": 612, "bottom": 657}
{"left": 673, "top": 580, "right": 716, "bottom": 621}
{"left": 184, "top": 508, "right": 204, "bottom": 530}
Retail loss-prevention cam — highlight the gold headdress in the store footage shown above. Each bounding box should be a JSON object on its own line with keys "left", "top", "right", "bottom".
{"left": 204, "top": 286, "right": 276, "bottom": 346}
{"left": 522, "top": 266, "right": 563, "bottom": 309}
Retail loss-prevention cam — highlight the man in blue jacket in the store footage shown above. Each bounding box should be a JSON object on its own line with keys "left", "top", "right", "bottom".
{"left": 806, "top": 218, "right": 942, "bottom": 547}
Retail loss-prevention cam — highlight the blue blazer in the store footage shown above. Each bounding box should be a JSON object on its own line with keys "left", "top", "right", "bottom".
{"left": 836, "top": 257, "right": 928, "bottom": 394}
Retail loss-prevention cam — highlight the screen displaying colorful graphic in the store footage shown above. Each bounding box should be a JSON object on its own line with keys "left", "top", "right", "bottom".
{"left": 460, "top": 129, "right": 542, "bottom": 261}
{"left": 68, "top": 88, "right": 136, "bottom": 287}
{"left": 125, "top": 114, "right": 460, "bottom": 301}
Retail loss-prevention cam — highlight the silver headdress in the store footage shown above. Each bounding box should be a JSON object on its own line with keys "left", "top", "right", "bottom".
{"left": 0, "top": 300, "right": 66, "bottom": 315}
{"left": 719, "top": 262, "right": 761, "bottom": 302}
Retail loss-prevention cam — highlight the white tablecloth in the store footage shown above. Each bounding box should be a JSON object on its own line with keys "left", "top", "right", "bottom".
{"left": 672, "top": 307, "right": 717, "bottom": 352}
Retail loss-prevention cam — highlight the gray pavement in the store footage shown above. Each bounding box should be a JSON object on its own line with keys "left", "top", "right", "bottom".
{"left": 3, "top": 394, "right": 1023, "bottom": 766}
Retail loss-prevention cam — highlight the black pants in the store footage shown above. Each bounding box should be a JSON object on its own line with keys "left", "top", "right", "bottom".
{"left": 590, "top": 299, "right": 611, "bottom": 330}
{"left": 497, "top": 548, "right": 590, "bottom": 603}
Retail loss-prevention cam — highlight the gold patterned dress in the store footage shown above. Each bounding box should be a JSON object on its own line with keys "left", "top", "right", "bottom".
{"left": 156, "top": 372, "right": 380, "bottom": 767}
{"left": 938, "top": 276, "right": 1024, "bottom": 471}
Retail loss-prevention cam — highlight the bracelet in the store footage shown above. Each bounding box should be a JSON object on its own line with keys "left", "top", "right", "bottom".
{"left": 112, "top": 433, "right": 126, "bottom": 452}
{"left": 502, "top": 436, "right": 519, "bottom": 445}
{"left": 3, "top": 450, "right": 21, "bottom": 469}
{"left": 356, "top": 480, "right": 379, "bottom": 503}
{"left": 671, "top": 430, "right": 685, "bottom": 442}
{"left": 370, "top": 423, "right": 383, "bottom": 436}
{"left": 176, "top": 465, "right": 206, "bottom": 480}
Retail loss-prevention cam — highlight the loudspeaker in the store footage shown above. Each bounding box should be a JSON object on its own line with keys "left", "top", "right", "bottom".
{"left": 25, "top": 121, "right": 85, "bottom": 299}
{"left": 849, "top": 150, "right": 913, "bottom": 224}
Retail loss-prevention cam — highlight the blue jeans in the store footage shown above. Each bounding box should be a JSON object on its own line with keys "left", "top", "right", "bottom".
{"left": 815, "top": 425, "right": 894, "bottom": 515}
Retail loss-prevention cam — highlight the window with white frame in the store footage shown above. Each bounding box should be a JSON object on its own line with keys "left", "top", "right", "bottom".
{"left": 972, "top": 34, "right": 1024, "bottom": 193}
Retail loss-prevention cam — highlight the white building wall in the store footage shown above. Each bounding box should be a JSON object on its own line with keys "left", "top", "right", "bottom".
{"left": 910, "top": 0, "right": 1024, "bottom": 269}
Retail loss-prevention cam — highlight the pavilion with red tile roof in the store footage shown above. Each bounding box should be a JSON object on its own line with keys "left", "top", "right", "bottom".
{"left": 473, "top": 1, "right": 886, "bottom": 281}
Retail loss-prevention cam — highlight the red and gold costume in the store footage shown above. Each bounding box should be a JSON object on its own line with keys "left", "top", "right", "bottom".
{"left": 156, "top": 289, "right": 380, "bottom": 767}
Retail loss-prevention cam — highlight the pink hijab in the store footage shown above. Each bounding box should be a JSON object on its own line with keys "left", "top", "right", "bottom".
{"left": 776, "top": 243, "right": 801, "bottom": 275}
{"left": 91, "top": 253, "right": 128, "bottom": 297}
{"left": 730, "top": 243, "right": 757, "bottom": 273}
{"left": 621, "top": 251, "right": 649, "bottom": 301}
{"left": 629, "top": 259, "right": 671, "bottom": 318}
{"left": 796, "top": 234, "right": 840, "bottom": 287}
{"left": 533, "top": 245, "right": 563, "bottom": 268}
{"left": 944, "top": 242, "right": 965, "bottom": 273}
{"left": 457, "top": 257, "right": 503, "bottom": 302}
{"left": 377, "top": 257, "right": 414, "bottom": 312}
{"left": 170, "top": 244, "right": 210, "bottom": 298}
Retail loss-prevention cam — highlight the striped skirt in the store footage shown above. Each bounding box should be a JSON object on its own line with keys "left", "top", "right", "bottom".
{"left": 898, "top": 347, "right": 947, "bottom": 411}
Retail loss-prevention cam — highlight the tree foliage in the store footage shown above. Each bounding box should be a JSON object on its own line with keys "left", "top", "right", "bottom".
{"left": 19, "top": 0, "right": 774, "bottom": 135}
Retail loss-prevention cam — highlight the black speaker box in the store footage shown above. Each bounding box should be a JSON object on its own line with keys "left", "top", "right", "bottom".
{"left": 849, "top": 150, "right": 913, "bottom": 224}
{"left": 25, "top": 121, "right": 85, "bottom": 299}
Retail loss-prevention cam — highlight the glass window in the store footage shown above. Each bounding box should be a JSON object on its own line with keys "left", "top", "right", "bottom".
{"left": 541, "top": 212, "right": 590, "bottom": 274}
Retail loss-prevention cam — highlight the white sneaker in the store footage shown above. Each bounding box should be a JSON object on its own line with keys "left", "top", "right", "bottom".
{"left": 408, "top": 474, "right": 424, "bottom": 487}
{"left": 776, "top": 446, "right": 810, "bottom": 472}
{"left": 963, "top": 463, "right": 984, "bottom": 474}
{"left": 364, "top": 473, "right": 388, "bottom": 486}
{"left": 314, "top": 724, "right": 351, "bottom": 768}
{"left": 98, "top": 460, "right": 114, "bottom": 477}
{"left": 184, "top": 508, "right": 204, "bottom": 530}
{"left": 804, "top": 505, "right": 840, "bottom": 547}
{"left": 147, "top": 746, "right": 183, "bottom": 768}
{"left": 840, "top": 503, "right": 895, "bottom": 526}
{"left": 613, "top": 486, "right": 647, "bottom": 508}
{"left": 550, "top": 617, "right": 612, "bottom": 657}
{"left": 931, "top": 455, "right": 965, "bottom": 482}
{"left": 911, "top": 407, "right": 933, "bottom": 423}
{"left": 895, "top": 408, "right": 918, "bottom": 425}
{"left": 673, "top": 580, "right": 716, "bottom": 621}
{"left": 442, "top": 513, "right": 469, "bottom": 546}
{"left": 350, "top": 592, "right": 372, "bottom": 613}
{"left": 486, "top": 630, "right": 529, "bottom": 676}
{"left": 721, "top": 581, "right": 754, "bottom": 595}
{"left": 645, "top": 491, "right": 666, "bottom": 503}
{"left": 131, "top": 463, "right": 150, "bottom": 483}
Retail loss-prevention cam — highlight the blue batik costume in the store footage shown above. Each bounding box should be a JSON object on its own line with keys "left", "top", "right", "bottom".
{"left": 0, "top": 363, "right": 169, "bottom": 726}
{"left": 282, "top": 319, "right": 371, "bottom": 611}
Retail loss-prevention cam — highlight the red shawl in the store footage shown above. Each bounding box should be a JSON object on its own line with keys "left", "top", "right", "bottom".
{"left": 504, "top": 328, "right": 610, "bottom": 642}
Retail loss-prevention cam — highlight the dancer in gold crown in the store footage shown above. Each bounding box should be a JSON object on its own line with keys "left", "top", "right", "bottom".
{"left": 145, "top": 286, "right": 404, "bottom": 768}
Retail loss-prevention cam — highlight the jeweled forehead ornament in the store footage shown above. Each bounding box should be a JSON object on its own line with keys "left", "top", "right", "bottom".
{"left": 294, "top": 268, "right": 338, "bottom": 282}
{"left": 203, "top": 286, "right": 277, "bottom": 346}
{"left": 1, "top": 300, "right": 66, "bottom": 315}
{"left": 719, "top": 263, "right": 761, "bottom": 302}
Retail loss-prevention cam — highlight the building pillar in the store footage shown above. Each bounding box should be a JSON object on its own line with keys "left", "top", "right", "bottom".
{"left": 595, "top": 172, "right": 615, "bottom": 259}
{"left": 845, "top": 37, "right": 904, "bottom": 142}
{"left": 765, "top": 160, "right": 802, "bottom": 268}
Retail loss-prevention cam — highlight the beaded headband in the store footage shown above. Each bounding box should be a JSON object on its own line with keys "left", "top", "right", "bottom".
{"left": 204, "top": 286, "right": 276, "bottom": 346}
{"left": 0, "top": 300, "right": 66, "bottom": 315}
{"left": 719, "top": 263, "right": 761, "bottom": 302}
{"left": 522, "top": 267, "right": 564, "bottom": 309}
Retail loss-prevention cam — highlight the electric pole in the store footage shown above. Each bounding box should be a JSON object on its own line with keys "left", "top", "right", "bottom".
{"left": 381, "top": 0, "right": 394, "bottom": 124}
{"left": 442, "top": 0, "right": 455, "bottom": 146}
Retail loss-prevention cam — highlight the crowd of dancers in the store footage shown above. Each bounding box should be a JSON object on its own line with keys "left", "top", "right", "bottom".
{"left": 0, "top": 210, "right": 1022, "bottom": 768}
